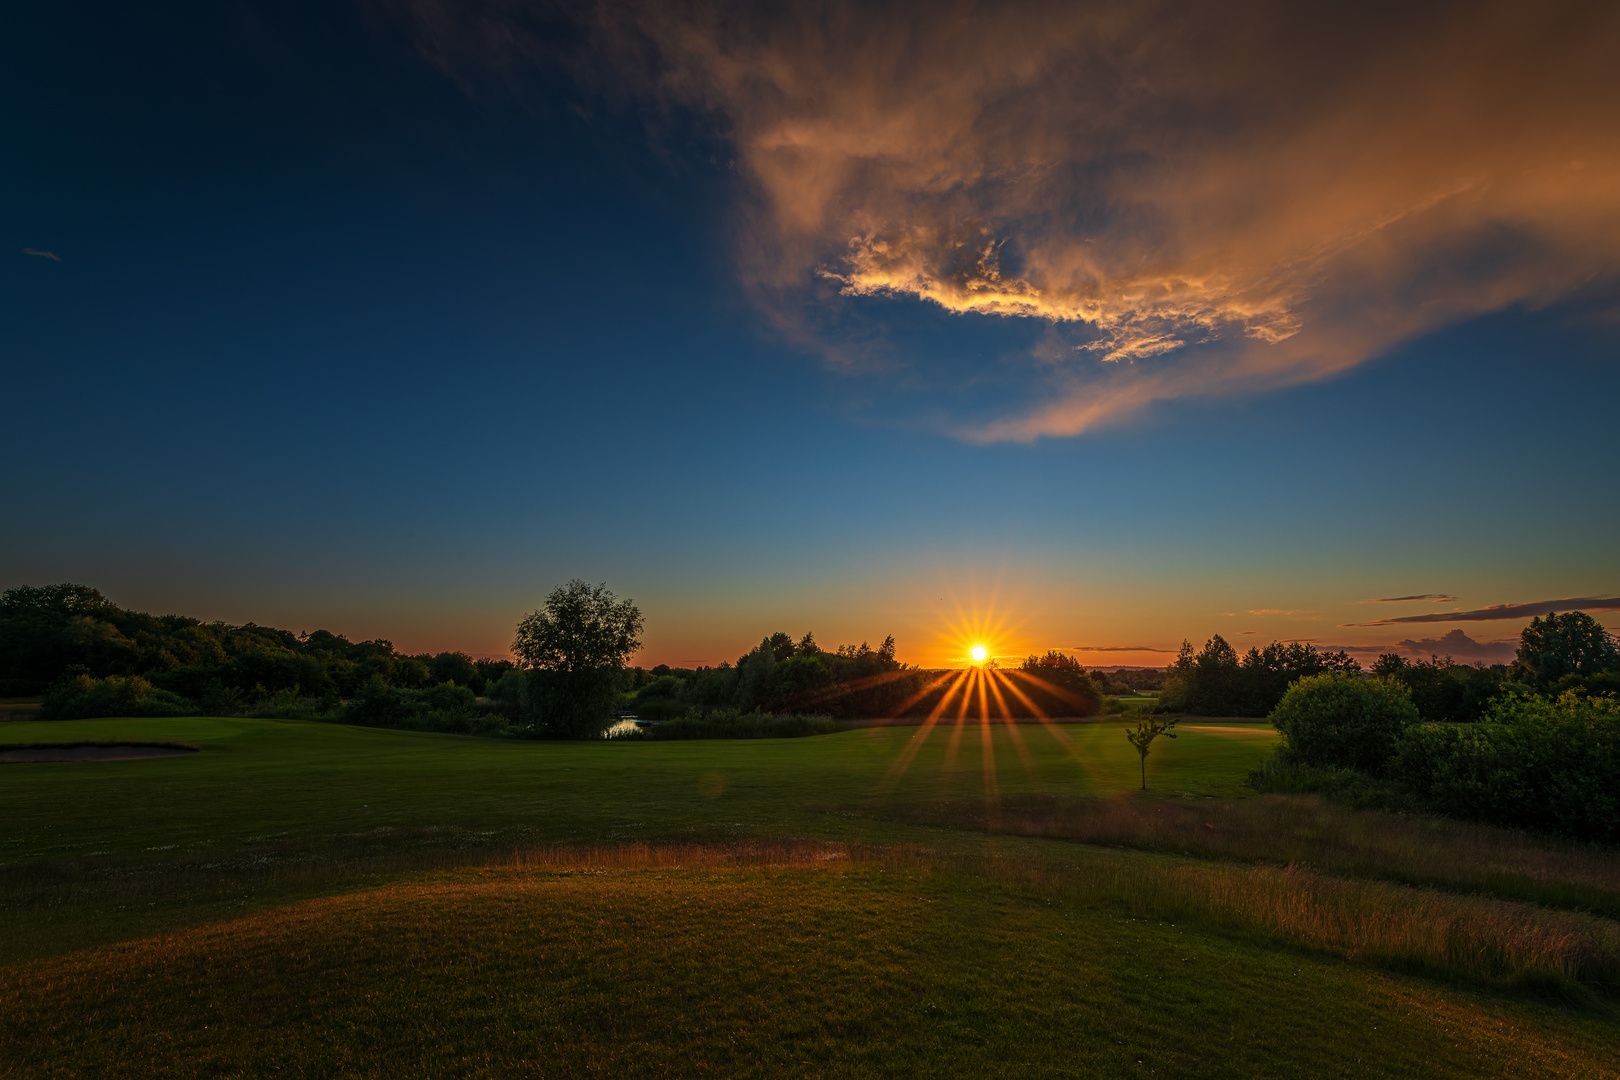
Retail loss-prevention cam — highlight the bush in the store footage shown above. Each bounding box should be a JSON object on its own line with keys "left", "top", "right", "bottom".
{"left": 527, "top": 668, "right": 622, "bottom": 739}
{"left": 339, "top": 678, "right": 506, "bottom": 735}
{"left": 40, "top": 672, "right": 195, "bottom": 720}
{"left": 1268, "top": 673, "right": 1418, "bottom": 772}
{"left": 243, "top": 687, "right": 325, "bottom": 720}
{"left": 631, "top": 676, "right": 691, "bottom": 722}
{"left": 482, "top": 669, "right": 528, "bottom": 720}
{"left": 421, "top": 681, "right": 476, "bottom": 713}
{"left": 344, "top": 676, "right": 414, "bottom": 726}
{"left": 1390, "top": 692, "right": 1620, "bottom": 842}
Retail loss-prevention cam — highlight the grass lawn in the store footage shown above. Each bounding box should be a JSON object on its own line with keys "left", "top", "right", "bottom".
{"left": 3, "top": 716, "right": 1619, "bottom": 1076}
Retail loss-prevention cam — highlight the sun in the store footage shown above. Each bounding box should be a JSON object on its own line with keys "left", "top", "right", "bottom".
{"left": 970, "top": 644, "right": 988, "bottom": 663}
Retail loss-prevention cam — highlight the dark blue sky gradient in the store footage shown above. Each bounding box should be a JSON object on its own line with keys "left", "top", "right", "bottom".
{"left": 5, "top": 2, "right": 1616, "bottom": 664}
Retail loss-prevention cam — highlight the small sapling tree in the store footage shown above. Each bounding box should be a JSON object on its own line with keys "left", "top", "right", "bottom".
{"left": 1125, "top": 716, "right": 1177, "bottom": 790}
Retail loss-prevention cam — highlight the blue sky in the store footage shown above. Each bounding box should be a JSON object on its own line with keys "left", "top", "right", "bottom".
{"left": 4, "top": 1, "right": 1617, "bottom": 666}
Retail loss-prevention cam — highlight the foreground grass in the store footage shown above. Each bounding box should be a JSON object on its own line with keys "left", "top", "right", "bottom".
{"left": 5, "top": 847, "right": 1618, "bottom": 1079}
{"left": 5, "top": 717, "right": 1620, "bottom": 1075}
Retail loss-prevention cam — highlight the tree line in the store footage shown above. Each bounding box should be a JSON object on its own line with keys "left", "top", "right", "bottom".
{"left": 2, "top": 580, "right": 1114, "bottom": 737}
{"left": 1159, "top": 612, "right": 1619, "bottom": 722}
{"left": 0, "top": 583, "right": 515, "bottom": 730}
{"left": 620, "top": 639, "right": 1104, "bottom": 730}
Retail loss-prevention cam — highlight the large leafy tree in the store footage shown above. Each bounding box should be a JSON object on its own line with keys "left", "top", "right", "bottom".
{"left": 512, "top": 581, "right": 644, "bottom": 738}
{"left": 1509, "top": 611, "right": 1620, "bottom": 690}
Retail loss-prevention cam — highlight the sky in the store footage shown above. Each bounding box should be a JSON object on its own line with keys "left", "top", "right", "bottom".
{"left": 4, "top": 0, "right": 1617, "bottom": 669}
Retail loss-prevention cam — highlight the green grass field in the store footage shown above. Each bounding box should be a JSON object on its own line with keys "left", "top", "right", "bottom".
{"left": 4, "top": 716, "right": 1619, "bottom": 1077}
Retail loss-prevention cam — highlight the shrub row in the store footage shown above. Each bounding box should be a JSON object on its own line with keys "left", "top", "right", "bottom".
{"left": 1264, "top": 674, "right": 1620, "bottom": 841}
{"left": 1392, "top": 693, "right": 1620, "bottom": 842}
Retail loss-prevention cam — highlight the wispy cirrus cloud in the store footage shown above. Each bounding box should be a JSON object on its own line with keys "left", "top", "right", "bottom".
{"left": 1344, "top": 595, "right": 1620, "bottom": 627}
{"left": 401, "top": 0, "right": 1620, "bottom": 441}
{"left": 1360, "top": 593, "right": 1459, "bottom": 604}
{"left": 1072, "top": 644, "right": 1174, "bottom": 653}
{"left": 22, "top": 248, "right": 61, "bottom": 262}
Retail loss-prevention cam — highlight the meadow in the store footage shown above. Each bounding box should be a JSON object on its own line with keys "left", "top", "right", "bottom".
{"left": 4, "top": 715, "right": 1620, "bottom": 1077}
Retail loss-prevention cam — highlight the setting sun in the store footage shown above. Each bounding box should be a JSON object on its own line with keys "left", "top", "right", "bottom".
{"left": 970, "top": 644, "right": 988, "bottom": 663}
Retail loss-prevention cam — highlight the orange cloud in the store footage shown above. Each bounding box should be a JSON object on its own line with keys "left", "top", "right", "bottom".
{"left": 402, "top": 0, "right": 1620, "bottom": 440}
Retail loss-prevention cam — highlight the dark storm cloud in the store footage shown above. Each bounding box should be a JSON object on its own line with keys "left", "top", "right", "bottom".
{"left": 400, "top": 0, "right": 1620, "bottom": 441}
{"left": 1345, "top": 596, "right": 1620, "bottom": 627}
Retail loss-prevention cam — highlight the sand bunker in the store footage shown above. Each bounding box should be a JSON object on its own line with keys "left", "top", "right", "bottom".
{"left": 0, "top": 744, "right": 197, "bottom": 763}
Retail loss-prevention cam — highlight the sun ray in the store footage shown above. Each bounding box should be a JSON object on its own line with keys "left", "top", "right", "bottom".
{"left": 874, "top": 670, "right": 965, "bottom": 791}
{"left": 977, "top": 674, "right": 1001, "bottom": 824}
{"left": 781, "top": 667, "right": 922, "bottom": 711}
{"left": 883, "top": 669, "right": 959, "bottom": 720}
{"left": 1003, "top": 667, "right": 1093, "bottom": 713}
{"left": 940, "top": 669, "right": 975, "bottom": 780}
{"left": 985, "top": 669, "right": 1037, "bottom": 776}
{"left": 993, "top": 668, "right": 1098, "bottom": 784}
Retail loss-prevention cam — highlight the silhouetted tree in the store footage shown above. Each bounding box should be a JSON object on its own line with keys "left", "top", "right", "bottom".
{"left": 512, "top": 580, "right": 644, "bottom": 739}
{"left": 1161, "top": 635, "right": 1359, "bottom": 717}
{"left": 1509, "top": 611, "right": 1620, "bottom": 691}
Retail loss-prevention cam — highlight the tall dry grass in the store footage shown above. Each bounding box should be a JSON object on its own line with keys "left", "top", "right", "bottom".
{"left": 903, "top": 792, "right": 1620, "bottom": 917}
{"left": 965, "top": 848, "right": 1620, "bottom": 1000}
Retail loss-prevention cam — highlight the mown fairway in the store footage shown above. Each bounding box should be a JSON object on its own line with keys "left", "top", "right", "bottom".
{"left": 4, "top": 717, "right": 1619, "bottom": 1077}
